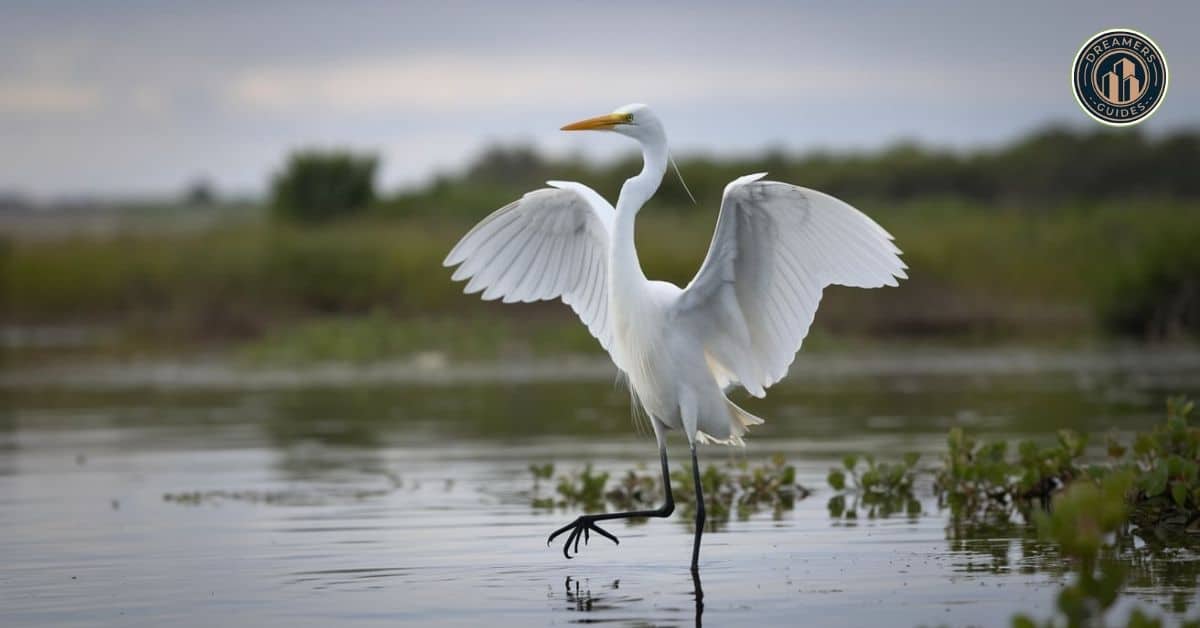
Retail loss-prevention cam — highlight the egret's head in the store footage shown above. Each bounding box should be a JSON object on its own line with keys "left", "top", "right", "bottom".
{"left": 561, "top": 103, "right": 664, "bottom": 144}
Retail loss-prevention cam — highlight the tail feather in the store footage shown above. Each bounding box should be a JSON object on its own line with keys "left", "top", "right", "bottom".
{"left": 695, "top": 396, "right": 765, "bottom": 446}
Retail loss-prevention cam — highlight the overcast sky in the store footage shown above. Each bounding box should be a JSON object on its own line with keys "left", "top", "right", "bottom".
{"left": 2, "top": 0, "right": 1197, "bottom": 199}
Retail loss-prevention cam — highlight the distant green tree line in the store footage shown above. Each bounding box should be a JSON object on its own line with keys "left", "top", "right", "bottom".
{"left": 268, "top": 127, "right": 1199, "bottom": 223}
{"left": 376, "top": 125, "right": 1200, "bottom": 217}
{"left": 46, "top": 125, "right": 1190, "bottom": 344}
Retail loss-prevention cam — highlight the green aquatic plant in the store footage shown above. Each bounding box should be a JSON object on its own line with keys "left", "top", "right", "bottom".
{"left": 811, "top": 397, "right": 1200, "bottom": 623}
{"left": 529, "top": 463, "right": 556, "bottom": 508}
{"left": 1011, "top": 471, "right": 1200, "bottom": 628}
{"left": 923, "top": 397, "right": 1200, "bottom": 626}
{"left": 935, "top": 397, "right": 1200, "bottom": 545}
{"left": 671, "top": 462, "right": 738, "bottom": 526}
{"left": 671, "top": 455, "right": 808, "bottom": 527}
{"left": 529, "top": 462, "right": 555, "bottom": 482}
{"left": 605, "top": 466, "right": 662, "bottom": 515}
{"left": 1011, "top": 472, "right": 1130, "bottom": 628}
{"left": 1121, "top": 397, "right": 1200, "bottom": 541}
{"left": 935, "top": 426, "right": 1086, "bottom": 522}
{"left": 825, "top": 452, "right": 921, "bottom": 519}
{"left": 530, "top": 455, "right": 810, "bottom": 527}
{"left": 738, "top": 453, "right": 803, "bottom": 509}
{"left": 553, "top": 464, "right": 611, "bottom": 513}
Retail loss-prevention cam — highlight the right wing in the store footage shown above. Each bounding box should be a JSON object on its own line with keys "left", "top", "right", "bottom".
{"left": 674, "top": 174, "right": 906, "bottom": 397}
{"left": 443, "top": 181, "right": 615, "bottom": 353}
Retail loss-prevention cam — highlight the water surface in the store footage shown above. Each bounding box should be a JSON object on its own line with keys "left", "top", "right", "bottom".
{"left": 3, "top": 347, "right": 1200, "bottom": 627}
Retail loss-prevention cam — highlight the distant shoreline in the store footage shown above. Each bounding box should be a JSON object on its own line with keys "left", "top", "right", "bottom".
{"left": 6, "top": 345, "right": 1199, "bottom": 391}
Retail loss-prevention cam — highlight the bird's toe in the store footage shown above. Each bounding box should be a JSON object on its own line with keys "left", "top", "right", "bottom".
{"left": 589, "top": 521, "right": 619, "bottom": 545}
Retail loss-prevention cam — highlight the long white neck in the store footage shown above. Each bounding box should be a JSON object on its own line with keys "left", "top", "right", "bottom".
{"left": 610, "top": 137, "right": 667, "bottom": 291}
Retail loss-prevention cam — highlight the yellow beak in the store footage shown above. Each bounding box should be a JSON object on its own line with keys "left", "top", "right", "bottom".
{"left": 560, "top": 112, "right": 632, "bottom": 131}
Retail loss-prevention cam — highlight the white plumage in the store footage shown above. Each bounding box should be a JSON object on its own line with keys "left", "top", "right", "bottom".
{"left": 678, "top": 173, "right": 907, "bottom": 399}
{"left": 445, "top": 184, "right": 615, "bottom": 351}
{"left": 445, "top": 104, "right": 905, "bottom": 446}
{"left": 443, "top": 103, "right": 906, "bottom": 567}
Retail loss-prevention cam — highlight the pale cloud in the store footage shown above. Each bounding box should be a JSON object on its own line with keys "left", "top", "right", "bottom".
{"left": 225, "top": 55, "right": 741, "bottom": 113}
{"left": 1, "top": 0, "right": 1196, "bottom": 198}
{"left": 0, "top": 80, "right": 100, "bottom": 114}
{"left": 129, "top": 86, "right": 169, "bottom": 115}
{"left": 223, "top": 53, "right": 990, "bottom": 116}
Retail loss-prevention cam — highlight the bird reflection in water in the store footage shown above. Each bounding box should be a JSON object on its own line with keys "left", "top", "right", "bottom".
{"left": 559, "top": 572, "right": 704, "bottom": 627}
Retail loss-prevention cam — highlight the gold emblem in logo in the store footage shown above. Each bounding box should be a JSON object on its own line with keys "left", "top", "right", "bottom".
{"left": 1094, "top": 55, "right": 1145, "bottom": 105}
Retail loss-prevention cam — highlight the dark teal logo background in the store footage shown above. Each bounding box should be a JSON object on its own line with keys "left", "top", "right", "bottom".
{"left": 1072, "top": 29, "right": 1168, "bottom": 126}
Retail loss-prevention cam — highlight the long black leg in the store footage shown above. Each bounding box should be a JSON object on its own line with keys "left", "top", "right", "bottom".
{"left": 690, "top": 444, "right": 705, "bottom": 572}
{"left": 548, "top": 445, "right": 675, "bottom": 559}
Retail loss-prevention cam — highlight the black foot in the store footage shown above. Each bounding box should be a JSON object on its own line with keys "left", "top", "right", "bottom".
{"left": 547, "top": 515, "right": 619, "bottom": 559}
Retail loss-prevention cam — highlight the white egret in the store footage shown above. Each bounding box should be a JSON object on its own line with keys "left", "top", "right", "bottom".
{"left": 444, "top": 104, "right": 906, "bottom": 570}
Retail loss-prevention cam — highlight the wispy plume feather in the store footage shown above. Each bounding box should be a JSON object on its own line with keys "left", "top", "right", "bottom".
{"left": 669, "top": 151, "right": 697, "bottom": 205}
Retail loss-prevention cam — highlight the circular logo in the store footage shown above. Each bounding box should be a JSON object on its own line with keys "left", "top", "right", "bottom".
{"left": 1072, "top": 29, "right": 1168, "bottom": 126}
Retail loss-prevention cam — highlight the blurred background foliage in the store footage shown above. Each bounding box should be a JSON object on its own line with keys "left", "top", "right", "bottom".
{"left": 270, "top": 150, "right": 378, "bottom": 223}
{"left": 384, "top": 126, "right": 1200, "bottom": 216}
{"left": 3, "top": 125, "right": 1198, "bottom": 362}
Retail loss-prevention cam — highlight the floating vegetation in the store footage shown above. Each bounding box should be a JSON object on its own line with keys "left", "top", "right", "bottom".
{"left": 933, "top": 426, "right": 1085, "bottom": 523}
{"left": 529, "top": 455, "right": 810, "bottom": 527}
{"left": 546, "top": 464, "right": 613, "bottom": 512}
{"left": 163, "top": 470, "right": 403, "bottom": 507}
{"left": 826, "top": 452, "right": 921, "bottom": 519}
{"left": 812, "top": 396, "right": 1200, "bottom": 624}
{"left": 163, "top": 486, "right": 398, "bottom": 506}
{"left": 606, "top": 467, "right": 662, "bottom": 515}
{"left": 673, "top": 455, "right": 810, "bottom": 527}
{"left": 1020, "top": 472, "right": 1135, "bottom": 627}
{"left": 530, "top": 397, "right": 1200, "bottom": 621}
{"left": 1012, "top": 471, "right": 1200, "bottom": 628}
{"left": 1119, "top": 397, "right": 1200, "bottom": 542}
{"left": 879, "top": 396, "right": 1200, "bottom": 626}
{"left": 932, "top": 397, "right": 1200, "bottom": 545}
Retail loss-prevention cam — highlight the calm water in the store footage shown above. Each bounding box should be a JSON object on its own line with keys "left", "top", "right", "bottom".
{"left": 4, "top": 348, "right": 1200, "bottom": 627}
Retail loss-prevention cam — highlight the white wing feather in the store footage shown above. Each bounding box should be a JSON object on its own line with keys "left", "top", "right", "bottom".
{"left": 675, "top": 174, "right": 906, "bottom": 397}
{"left": 443, "top": 182, "right": 615, "bottom": 353}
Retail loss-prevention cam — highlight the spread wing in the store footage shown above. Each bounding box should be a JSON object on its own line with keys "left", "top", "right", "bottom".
{"left": 443, "top": 181, "right": 614, "bottom": 353}
{"left": 674, "top": 173, "right": 906, "bottom": 397}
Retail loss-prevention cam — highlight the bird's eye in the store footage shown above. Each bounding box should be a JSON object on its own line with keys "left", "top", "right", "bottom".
{"left": 623, "top": 113, "right": 635, "bottom": 124}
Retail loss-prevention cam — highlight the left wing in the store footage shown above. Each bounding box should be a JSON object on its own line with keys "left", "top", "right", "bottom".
{"left": 674, "top": 173, "right": 906, "bottom": 397}
{"left": 443, "top": 181, "right": 616, "bottom": 354}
